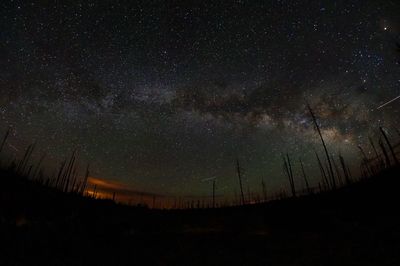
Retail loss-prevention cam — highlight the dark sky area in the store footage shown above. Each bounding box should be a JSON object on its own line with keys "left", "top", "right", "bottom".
{"left": 1, "top": 1, "right": 399, "bottom": 200}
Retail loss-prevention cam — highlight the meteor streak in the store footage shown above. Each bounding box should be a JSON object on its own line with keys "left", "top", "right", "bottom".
{"left": 377, "top": 95, "right": 400, "bottom": 109}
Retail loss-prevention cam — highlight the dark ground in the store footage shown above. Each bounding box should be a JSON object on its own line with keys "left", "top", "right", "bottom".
{"left": 1, "top": 167, "right": 400, "bottom": 266}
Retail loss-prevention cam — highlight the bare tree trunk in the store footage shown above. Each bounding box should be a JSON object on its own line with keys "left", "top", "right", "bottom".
{"left": 299, "top": 158, "right": 311, "bottom": 194}
{"left": 282, "top": 154, "right": 296, "bottom": 197}
{"left": 379, "top": 138, "right": 391, "bottom": 167}
{"left": 236, "top": 159, "right": 245, "bottom": 205}
{"left": 0, "top": 128, "right": 10, "bottom": 156}
{"left": 261, "top": 178, "right": 267, "bottom": 201}
{"left": 358, "top": 145, "right": 374, "bottom": 176}
{"left": 32, "top": 153, "right": 46, "bottom": 180}
{"left": 315, "top": 152, "right": 330, "bottom": 190}
{"left": 63, "top": 152, "right": 76, "bottom": 192}
{"left": 61, "top": 150, "right": 76, "bottom": 191}
{"left": 332, "top": 157, "right": 343, "bottom": 186}
{"left": 55, "top": 160, "right": 66, "bottom": 188}
{"left": 339, "top": 154, "right": 351, "bottom": 185}
{"left": 212, "top": 179, "right": 216, "bottom": 208}
{"left": 17, "top": 143, "right": 36, "bottom": 175}
{"left": 380, "top": 127, "right": 399, "bottom": 165}
{"left": 80, "top": 163, "right": 90, "bottom": 195}
{"left": 307, "top": 103, "right": 336, "bottom": 189}
{"left": 369, "top": 136, "right": 383, "bottom": 170}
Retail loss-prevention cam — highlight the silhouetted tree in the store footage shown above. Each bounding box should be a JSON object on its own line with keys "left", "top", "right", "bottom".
{"left": 307, "top": 103, "right": 336, "bottom": 189}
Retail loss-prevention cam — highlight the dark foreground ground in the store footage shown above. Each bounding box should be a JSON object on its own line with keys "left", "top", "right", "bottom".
{"left": 1, "top": 167, "right": 400, "bottom": 266}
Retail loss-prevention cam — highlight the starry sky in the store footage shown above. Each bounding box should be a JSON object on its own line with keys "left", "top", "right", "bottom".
{"left": 1, "top": 1, "right": 399, "bottom": 201}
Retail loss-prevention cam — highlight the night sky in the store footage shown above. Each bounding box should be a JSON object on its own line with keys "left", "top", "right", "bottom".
{"left": 1, "top": 1, "right": 399, "bottom": 201}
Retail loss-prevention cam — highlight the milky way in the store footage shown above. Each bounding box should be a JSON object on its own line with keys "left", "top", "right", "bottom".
{"left": 1, "top": 1, "right": 399, "bottom": 200}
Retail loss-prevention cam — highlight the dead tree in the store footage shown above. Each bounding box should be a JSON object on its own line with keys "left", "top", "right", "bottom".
{"left": 358, "top": 145, "right": 373, "bottom": 177}
{"left": 332, "top": 157, "right": 343, "bottom": 186}
{"left": 315, "top": 152, "right": 330, "bottom": 190}
{"left": 261, "top": 178, "right": 267, "bottom": 201}
{"left": 299, "top": 158, "right": 311, "bottom": 194}
{"left": 379, "top": 138, "right": 391, "bottom": 167}
{"left": 212, "top": 179, "right": 216, "bottom": 208}
{"left": 339, "top": 154, "right": 351, "bottom": 185}
{"left": 17, "top": 142, "right": 36, "bottom": 175}
{"left": 60, "top": 150, "right": 76, "bottom": 191}
{"left": 32, "top": 153, "right": 46, "bottom": 180}
{"left": 369, "top": 136, "right": 384, "bottom": 170}
{"left": 63, "top": 151, "right": 77, "bottom": 192}
{"left": 55, "top": 160, "right": 66, "bottom": 188}
{"left": 380, "top": 127, "right": 399, "bottom": 165}
{"left": 282, "top": 153, "right": 296, "bottom": 197}
{"left": 0, "top": 128, "right": 10, "bottom": 156}
{"left": 80, "top": 163, "right": 90, "bottom": 195}
{"left": 236, "top": 159, "right": 245, "bottom": 205}
{"left": 307, "top": 103, "right": 336, "bottom": 189}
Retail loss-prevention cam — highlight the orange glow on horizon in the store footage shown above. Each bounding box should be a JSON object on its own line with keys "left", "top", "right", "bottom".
{"left": 87, "top": 177, "right": 130, "bottom": 191}
{"left": 84, "top": 176, "right": 166, "bottom": 207}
